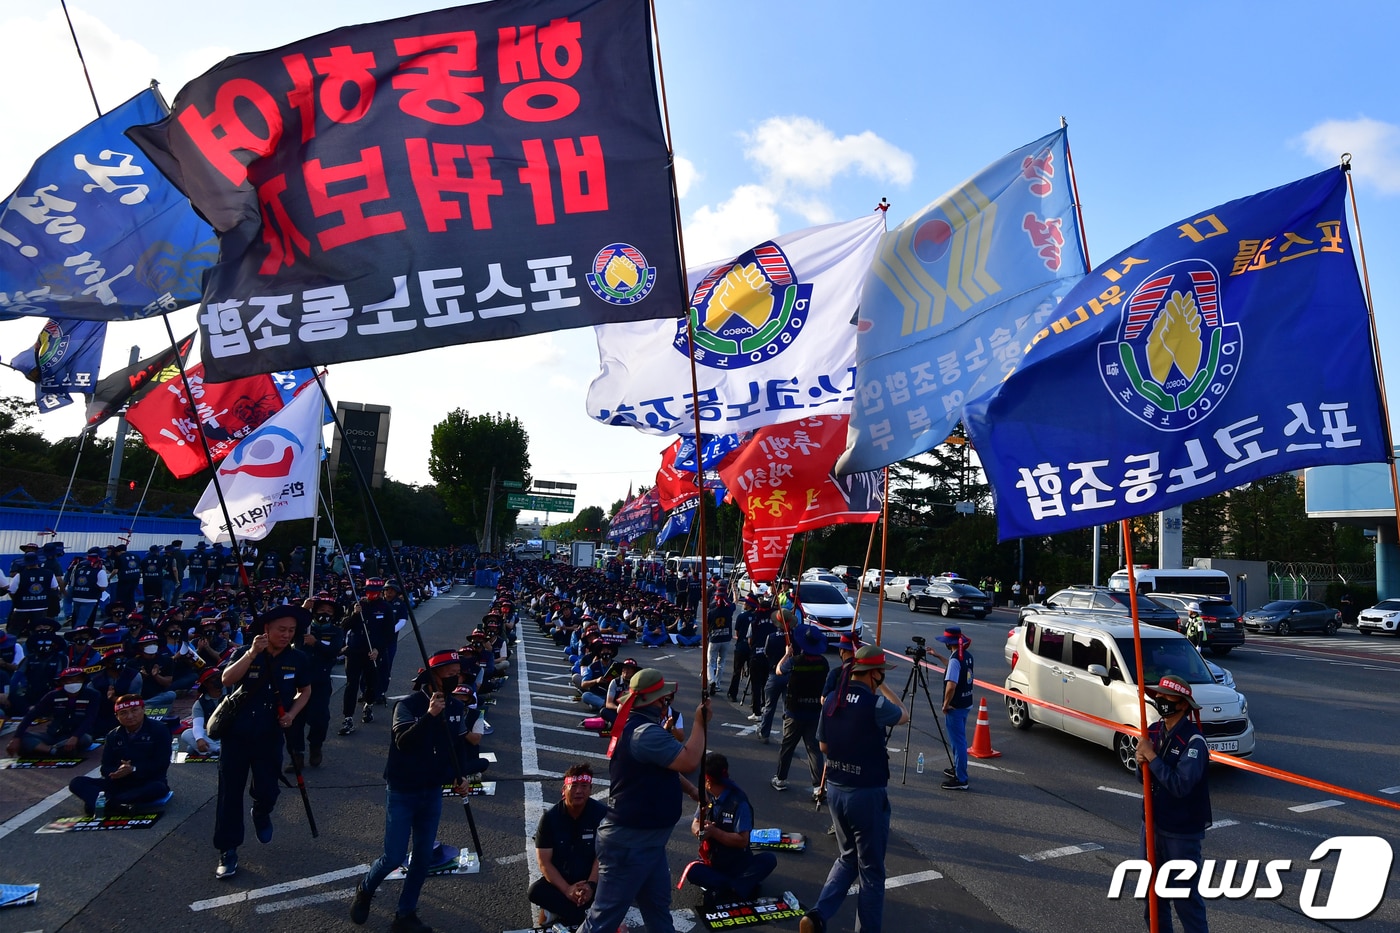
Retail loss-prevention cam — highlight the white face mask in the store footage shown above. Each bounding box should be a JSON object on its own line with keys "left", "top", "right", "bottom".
{"left": 143, "top": 644, "right": 159, "bottom": 655}
{"left": 63, "top": 682, "right": 83, "bottom": 694}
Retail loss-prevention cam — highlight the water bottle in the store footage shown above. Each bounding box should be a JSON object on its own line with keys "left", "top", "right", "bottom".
{"left": 916, "top": 752, "right": 925, "bottom": 774}
{"left": 171, "top": 734, "right": 181, "bottom": 762}
{"left": 95, "top": 791, "right": 107, "bottom": 819}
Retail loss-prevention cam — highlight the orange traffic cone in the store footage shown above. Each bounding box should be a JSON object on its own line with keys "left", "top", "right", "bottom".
{"left": 969, "top": 697, "right": 1001, "bottom": 759}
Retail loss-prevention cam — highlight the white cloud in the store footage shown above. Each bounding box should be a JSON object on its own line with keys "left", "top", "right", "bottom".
{"left": 1297, "top": 117, "right": 1400, "bottom": 194}
{"left": 673, "top": 154, "right": 699, "bottom": 199}
{"left": 743, "top": 115, "right": 915, "bottom": 190}
{"left": 682, "top": 184, "right": 782, "bottom": 265}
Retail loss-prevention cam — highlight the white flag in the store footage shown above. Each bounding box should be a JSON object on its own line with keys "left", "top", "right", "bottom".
{"left": 194, "top": 384, "right": 324, "bottom": 543}
{"left": 586, "top": 212, "right": 884, "bottom": 436}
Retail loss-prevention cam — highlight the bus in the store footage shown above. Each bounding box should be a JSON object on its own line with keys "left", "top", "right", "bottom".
{"left": 1107, "top": 567, "right": 1231, "bottom": 597}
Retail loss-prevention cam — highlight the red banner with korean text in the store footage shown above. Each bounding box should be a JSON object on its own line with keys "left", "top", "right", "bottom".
{"left": 719, "top": 416, "right": 884, "bottom": 582}
{"left": 125, "top": 364, "right": 289, "bottom": 479}
{"left": 655, "top": 439, "right": 693, "bottom": 511}
{"left": 128, "top": 0, "right": 683, "bottom": 381}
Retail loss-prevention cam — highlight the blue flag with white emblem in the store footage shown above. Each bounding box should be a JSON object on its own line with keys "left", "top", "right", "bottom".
{"left": 656, "top": 498, "right": 697, "bottom": 543}
{"left": 964, "top": 168, "right": 1386, "bottom": 540}
{"left": 0, "top": 88, "right": 217, "bottom": 321}
{"left": 837, "top": 129, "right": 1087, "bottom": 474}
{"left": 5, "top": 317, "right": 108, "bottom": 412}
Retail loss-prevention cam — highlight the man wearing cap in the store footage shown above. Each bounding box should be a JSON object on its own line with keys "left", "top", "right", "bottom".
{"left": 688, "top": 751, "right": 777, "bottom": 906}
{"left": 69, "top": 694, "right": 172, "bottom": 815}
{"left": 290, "top": 594, "right": 342, "bottom": 768}
{"left": 1134, "top": 677, "right": 1212, "bottom": 933}
{"left": 212, "top": 606, "right": 313, "bottom": 880}
{"left": 756, "top": 608, "right": 795, "bottom": 742}
{"left": 340, "top": 578, "right": 394, "bottom": 735}
{"left": 6, "top": 666, "right": 100, "bottom": 757}
{"left": 350, "top": 650, "right": 474, "bottom": 933}
{"left": 140, "top": 546, "right": 166, "bottom": 615}
{"left": 186, "top": 542, "right": 210, "bottom": 594}
{"left": 69, "top": 548, "right": 109, "bottom": 630}
{"left": 599, "top": 657, "right": 641, "bottom": 728}
{"left": 530, "top": 762, "right": 606, "bottom": 927}
{"left": 112, "top": 544, "right": 143, "bottom": 611}
{"left": 937, "top": 625, "right": 975, "bottom": 791}
{"left": 726, "top": 595, "right": 759, "bottom": 702}
{"left": 771, "top": 624, "right": 829, "bottom": 797}
{"left": 184, "top": 667, "right": 225, "bottom": 757}
{"left": 374, "top": 580, "right": 411, "bottom": 704}
{"left": 706, "top": 589, "right": 734, "bottom": 694}
{"left": 801, "top": 646, "right": 908, "bottom": 933}
{"left": 6, "top": 547, "right": 59, "bottom": 637}
{"left": 579, "top": 668, "right": 710, "bottom": 933}
{"left": 134, "top": 633, "right": 178, "bottom": 708}
{"left": 164, "top": 541, "right": 186, "bottom": 604}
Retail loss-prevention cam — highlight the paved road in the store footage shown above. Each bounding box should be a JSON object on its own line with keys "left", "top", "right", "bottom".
{"left": 2, "top": 586, "right": 1395, "bottom": 931}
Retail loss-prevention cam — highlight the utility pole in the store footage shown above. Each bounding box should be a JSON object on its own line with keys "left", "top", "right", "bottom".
{"left": 104, "top": 346, "right": 140, "bottom": 510}
{"left": 481, "top": 465, "right": 497, "bottom": 554}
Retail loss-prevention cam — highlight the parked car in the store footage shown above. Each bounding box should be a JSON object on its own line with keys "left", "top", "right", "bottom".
{"left": 910, "top": 581, "right": 991, "bottom": 618}
{"left": 732, "top": 571, "right": 768, "bottom": 601}
{"left": 882, "top": 576, "right": 928, "bottom": 604}
{"left": 796, "top": 581, "right": 863, "bottom": 642}
{"left": 1357, "top": 599, "right": 1400, "bottom": 636}
{"left": 801, "top": 570, "right": 851, "bottom": 600}
{"left": 1004, "top": 615, "right": 1255, "bottom": 772}
{"left": 1242, "top": 600, "right": 1341, "bottom": 636}
{"left": 829, "top": 565, "right": 862, "bottom": 589}
{"left": 860, "top": 568, "right": 889, "bottom": 592}
{"left": 1020, "top": 585, "right": 1182, "bottom": 630}
{"left": 1146, "top": 593, "right": 1246, "bottom": 656}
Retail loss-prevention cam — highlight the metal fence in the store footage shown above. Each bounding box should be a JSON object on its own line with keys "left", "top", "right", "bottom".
{"left": 1267, "top": 561, "right": 1374, "bottom": 601}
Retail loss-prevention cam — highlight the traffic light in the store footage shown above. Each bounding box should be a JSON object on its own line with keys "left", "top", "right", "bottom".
{"left": 128, "top": 480, "right": 136, "bottom": 490}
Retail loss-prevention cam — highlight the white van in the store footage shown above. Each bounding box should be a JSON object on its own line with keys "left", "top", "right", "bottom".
{"left": 1004, "top": 615, "right": 1255, "bottom": 772}
{"left": 1107, "top": 566, "right": 1231, "bottom": 598}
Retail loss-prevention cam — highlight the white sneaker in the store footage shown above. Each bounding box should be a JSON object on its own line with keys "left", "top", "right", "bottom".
{"left": 770, "top": 776, "right": 788, "bottom": 791}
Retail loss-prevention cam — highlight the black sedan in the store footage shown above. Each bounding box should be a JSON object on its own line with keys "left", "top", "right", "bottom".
{"left": 1241, "top": 599, "right": 1341, "bottom": 636}
{"left": 910, "top": 581, "right": 991, "bottom": 619}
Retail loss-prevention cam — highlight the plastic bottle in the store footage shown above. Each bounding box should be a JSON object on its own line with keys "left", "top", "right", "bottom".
{"left": 916, "top": 753, "right": 925, "bottom": 774}
{"left": 95, "top": 791, "right": 107, "bottom": 819}
{"left": 171, "top": 735, "right": 181, "bottom": 762}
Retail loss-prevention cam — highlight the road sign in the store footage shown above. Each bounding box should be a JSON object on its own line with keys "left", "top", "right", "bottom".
{"left": 507, "top": 493, "right": 575, "bottom": 513}
{"left": 533, "top": 480, "right": 578, "bottom": 492}
{"left": 501, "top": 480, "right": 523, "bottom": 489}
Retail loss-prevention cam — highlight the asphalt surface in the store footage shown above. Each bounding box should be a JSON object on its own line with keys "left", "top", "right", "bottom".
{"left": 1, "top": 584, "right": 1396, "bottom": 932}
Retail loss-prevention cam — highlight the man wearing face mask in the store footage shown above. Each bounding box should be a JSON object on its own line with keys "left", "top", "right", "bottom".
{"left": 350, "top": 650, "right": 473, "bottom": 933}
{"left": 800, "top": 646, "right": 908, "bottom": 933}
{"left": 134, "top": 633, "right": 178, "bottom": 708}
{"left": 7, "top": 667, "right": 100, "bottom": 757}
{"left": 69, "top": 548, "right": 109, "bottom": 630}
{"left": 1134, "top": 677, "right": 1212, "bottom": 933}
{"left": 289, "top": 593, "right": 342, "bottom": 768}
{"left": 339, "top": 578, "right": 394, "bottom": 735}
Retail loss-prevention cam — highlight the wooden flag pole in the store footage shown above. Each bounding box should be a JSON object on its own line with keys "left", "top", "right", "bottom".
{"left": 876, "top": 466, "right": 889, "bottom": 646}
{"left": 1122, "top": 524, "right": 1159, "bottom": 933}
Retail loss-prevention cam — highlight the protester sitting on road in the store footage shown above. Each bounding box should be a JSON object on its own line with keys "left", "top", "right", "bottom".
{"left": 600, "top": 658, "right": 641, "bottom": 727}
{"left": 453, "top": 682, "right": 492, "bottom": 778}
{"left": 638, "top": 613, "right": 669, "bottom": 648}
{"left": 671, "top": 613, "right": 701, "bottom": 647}
{"left": 7, "top": 666, "right": 100, "bottom": 757}
{"left": 69, "top": 694, "right": 172, "bottom": 815}
{"left": 688, "top": 752, "right": 777, "bottom": 906}
{"left": 183, "top": 667, "right": 224, "bottom": 757}
{"left": 530, "top": 763, "right": 606, "bottom": 928}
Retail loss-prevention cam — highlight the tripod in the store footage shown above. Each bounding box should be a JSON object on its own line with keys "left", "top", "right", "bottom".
{"left": 891, "top": 646, "right": 956, "bottom": 783}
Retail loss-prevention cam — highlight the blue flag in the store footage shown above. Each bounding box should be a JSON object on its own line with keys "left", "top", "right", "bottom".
{"left": 837, "top": 129, "right": 1087, "bottom": 474}
{"left": 6, "top": 317, "right": 108, "bottom": 412}
{"left": 965, "top": 168, "right": 1386, "bottom": 540}
{"left": 675, "top": 433, "right": 744, "bottom": 473}
{"left": 0, "top": 88, "right": 217, "bottom": 322}
{"left": 657, "top": 499, "right": 698, "bottom": 543}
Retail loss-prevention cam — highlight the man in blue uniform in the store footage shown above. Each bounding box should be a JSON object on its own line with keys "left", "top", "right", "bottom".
{"left": 68, "top": 548, "right": 108, "bottom": 630}
{"left": 339, "top": 578, "right": 394, "bottom": 734}
{"left": 290, "top": 593, "right": 342, "bottom": 768}
{"left": 69, "top": 694, "right": 172, "bottom": 814}
{"left": 801, "top": 646, "right": 908, "bottom": 933}
{"left": 7, "top": 549, "right": 59, "bottom": 636}
{"left": 6, "top": 665, "right": 100, "bottom": 756}
{"left": 688, "top": 751, "right": 776, "bottom": 905}
{"left": 938, "top": 625, "right": 975, "bottom": 790}
{"left": 579, "top": 669, "right": 709, "bottom": 933}
{"left": 350, "top": 650, "right": 473, "bottom": 933}
{"left": 212, "top": 605, "right": 313, "bottom": 880}
{"left": 1135, "top": 676, "right": 1212, "bottom": 933}
{"left": 771, "top": 624, "right": 829, "bottom": 797}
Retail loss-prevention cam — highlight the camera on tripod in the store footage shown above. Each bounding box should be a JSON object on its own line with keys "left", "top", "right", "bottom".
{"left": 906, "top": 635, "right": 927, "bottom": 658}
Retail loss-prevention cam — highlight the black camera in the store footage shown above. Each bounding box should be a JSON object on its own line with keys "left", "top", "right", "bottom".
{"left": 906, "top": 635, "right": 926, "bottom": 657}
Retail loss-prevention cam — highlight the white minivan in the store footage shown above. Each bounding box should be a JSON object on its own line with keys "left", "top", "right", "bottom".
{"left": 1004, "top": 616, "right": 1255, "bottom": 772}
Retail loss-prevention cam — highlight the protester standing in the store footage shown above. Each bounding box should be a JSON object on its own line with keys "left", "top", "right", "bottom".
{"left": 937, "top": 626, "right": 974, "bottom": 790}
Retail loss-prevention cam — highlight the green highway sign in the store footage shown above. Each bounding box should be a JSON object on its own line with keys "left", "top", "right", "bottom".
{"left": 501, "top": 480, "right": 524, "bottom": 489}
{"left": 507, "top": 493, "right": 575, "bottom": 513}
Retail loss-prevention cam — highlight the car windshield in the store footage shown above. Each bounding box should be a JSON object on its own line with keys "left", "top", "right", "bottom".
{"left": 906, "top": 578, "right": 927, "bottom": 587}
{"left": 1259, "top": 601, "right": 1299, "bottom": 612}
{"left": 1113, "top": 637, "right": 1215, "bottom": 685}
{"left": 798, "top": 583, "right": 846, "bottom": 605}
{"left": 1375, "top": 600, "right": 1400, "bottom": 611}
{"left": 951, "top": 584, "right": 985, "bottom": 597}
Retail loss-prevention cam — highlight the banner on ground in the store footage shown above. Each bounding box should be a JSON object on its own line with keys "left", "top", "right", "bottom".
{"left": 128, "top": 0, "right": 682, "bottom": 381}
{"left": 718, "top": 415, "right": 883, "bottom": 582}
{"left": 838, "top": 129, "right": 1088, "bottom": 474}
{"left": 194, "top": 383, "right": 324, "bottom": 542}
{"left": 126, "top": 364, "right": 317, "bottom": 478}
{"left": 607, "top": 487, "right": 660, "bottom": 542}
{"left": 85, "top": 332, "right": 196, "bottom": 428}
{"left": 0, "top": 88, "right": 217, "bottom": 322}
{"left": 588, "top": 212, "right": 885, "bottom": 436}
{"left": 964, "top": 168, "right": 1387, "bottom": 540}
{"left": 5, "top": 318, "right": 108, "bottom": 412}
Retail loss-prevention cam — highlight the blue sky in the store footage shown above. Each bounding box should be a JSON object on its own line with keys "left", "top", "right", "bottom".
{"left": 3, "top": 0, "right": 1399, "bottom": 521}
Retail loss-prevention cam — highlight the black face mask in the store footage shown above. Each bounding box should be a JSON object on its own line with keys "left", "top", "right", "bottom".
{"left": 314, "top": 614, "right": 333, "bottom": 624}
{"left": 438, "top": 675, "right": 460, "bottom": 694}
{"left": 1154, "top": 697, "right": 1185, "bottom": 718}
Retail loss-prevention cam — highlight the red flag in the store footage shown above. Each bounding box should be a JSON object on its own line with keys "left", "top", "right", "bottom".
{"left": 655, "top": 439, "right": 697, "bottom": 511}
{"left": 719, "top": 416, "right": 884, "bottom": 582}
{"left": 126, "top": 363, "right": 286, "bottom": 478}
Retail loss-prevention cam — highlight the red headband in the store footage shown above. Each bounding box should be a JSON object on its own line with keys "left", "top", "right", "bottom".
{"left": 563, "top": 774, "right": 593, "bottom": 789}
{"left": 114, "top": 697, "right": 145, "bottom": 712}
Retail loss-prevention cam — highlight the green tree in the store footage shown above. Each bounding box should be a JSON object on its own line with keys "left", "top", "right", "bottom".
{"left": 428, "top": 410, "right": 531, "bottom": 547}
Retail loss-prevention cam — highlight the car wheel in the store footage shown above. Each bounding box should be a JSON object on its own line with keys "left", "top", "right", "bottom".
{"left": 1209, "top": 646, "right": 1232, "bottom": 656}
{"left": 1005, "top": 694, "right": 1033, "bottom": 730}
{"left": 909, "top": 599, "right": 919, "bottom": 614}
{"left": 902, "top": 592, "right": 910, "bottom": 605}
{"left": 1278, "top": 620, "right": 1291, "bottom": 636}
{"left": 1115, "top": 732, "right": 1140, "bottom": 774}
{"left": 940, "top": 601, "right": 952, "bottom": 618}
{"left": 1324, "top": 620, "right": 1338, "bottom": 636}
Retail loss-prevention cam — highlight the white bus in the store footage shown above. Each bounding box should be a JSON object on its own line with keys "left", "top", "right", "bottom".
{"left": 1107, "top": 566, "right": 1231, "bottom": 597}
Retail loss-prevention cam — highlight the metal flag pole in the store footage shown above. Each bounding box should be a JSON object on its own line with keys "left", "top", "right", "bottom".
{"left": 50, "top": 428, "right": 90, "bottom": 537}
{"left": 876, "top": 466, "right": 889, "bottom": 646}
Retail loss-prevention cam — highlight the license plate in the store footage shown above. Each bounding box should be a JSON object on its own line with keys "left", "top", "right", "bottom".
{"left": 1208, "top": 740, "right": 1238, "bottom": 752}
{"left": 1219, "top": 622, "right": 1235, "bottom": 629}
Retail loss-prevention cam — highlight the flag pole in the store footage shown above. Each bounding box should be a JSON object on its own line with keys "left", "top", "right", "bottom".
{"left": 876, "top": 466, "right": 889, "bottom": 646}
{"left": 60, "top": 0, "right": 102, "bottom": 118}
{"left": 850, "top": 512, "right": 880, "bottom": 638}
{"left": 1341, "top": 155, "right": 1400, "bottom": 544}
{"left": 50, "top": 428, "right": 90, "bottom": 537}
{"left": 1122, "top": 524, "right": 1159, "bottom": 933}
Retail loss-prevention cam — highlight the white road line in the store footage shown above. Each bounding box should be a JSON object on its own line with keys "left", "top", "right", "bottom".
{"left": 536, "top": 742, "right": 609, "bottom": 761}
{"left": 524, "top": 781, "right": 546, "bottom": 888}
{"left": 537, "top": 672, "right": 575, "bottom": 681}
{"left": 846, "top": 869, "right": 942, "bottom": 895}
{"left": 0, "top": 766, "right": 100, "bottom": 840}
{"left": 1288, "top": 799, "right": 1345, "bottom": 813}
{"left": 532, "top": 660, "right": 575, "bottom": 671}
{"left": 254, "top": 888, "right": 355, "bottom": 913}
{"left": 536, "top": 722, "right": 599, "bottom": 737}
{"left": 1097, "top": 785, "right": 1144, "bottom": 799}
{"left": 517, "top": 630, "right": 538, "bottom": 776}
{"left": 188, "top": 864, "right": 369, "bottom": 911}
{"left": 1021, "top": 843, "right": 1104, "bottom": 862}
{"left": 1207, "top": 820, "right": 1240, "bottom": 830}
{"left": 1255, "top": 821, "right": 1331, "bottom": 839}
{"left": 624, "top": 907, "right": 699, "bottom": 932}
{"left": 1380, "top": 786, "right": 1400, "bottom": 795}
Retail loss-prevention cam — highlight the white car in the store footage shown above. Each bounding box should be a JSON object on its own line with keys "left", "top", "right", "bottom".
{"left": 732, "top": 571, "right": 768, "bottom": 601}
{"left": 883, "top": 576, "right": 928, "bottom": 604}
{"left": 1357, "top": 599, "right": 1400, "bottom": 635}
{"left": 801, "top": 570, "right": 851, "bottom": 600}
{"left": 796, "top": 581, "right": 863, "bottom": 642}
{"left": 1004, "top": 616, "right": 1255, "bottom": 772}
{"left": 860, "top": 568, "right": 889, "bottom": 592}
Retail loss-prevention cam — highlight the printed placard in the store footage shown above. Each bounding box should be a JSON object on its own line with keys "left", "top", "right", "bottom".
{"left": 703, "top": 892, "right": 803, "bottom": 928}
{"left": 36, "top": 812, "right": 163, "bottom": 833}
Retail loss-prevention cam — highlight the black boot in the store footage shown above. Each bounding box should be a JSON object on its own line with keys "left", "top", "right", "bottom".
{"left": 309, "top": 745, "right": 323, "bottom": 767}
